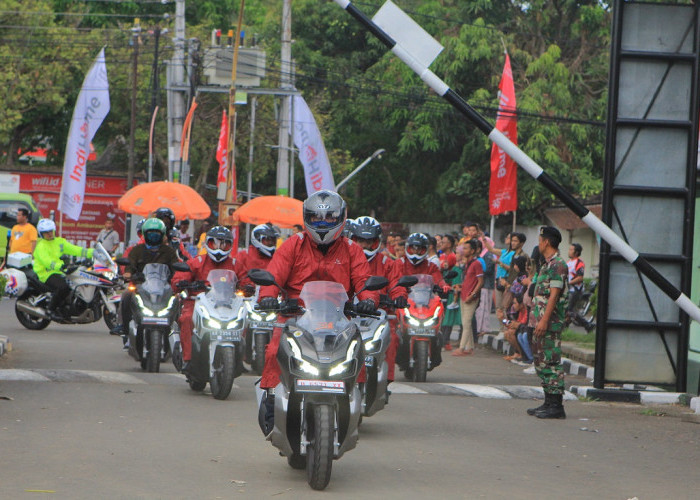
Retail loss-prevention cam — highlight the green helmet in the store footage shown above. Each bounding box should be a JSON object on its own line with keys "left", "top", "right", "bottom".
{"left": 142, "top": 217, "right": 166, "bottom": 246}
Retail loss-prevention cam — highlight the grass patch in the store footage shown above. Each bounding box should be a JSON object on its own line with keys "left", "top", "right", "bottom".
{"left": 640, "top": 408, "right": 667, "bottom": 417}
{"left": 561, "top": 329, "right": 596, "bottom": 347}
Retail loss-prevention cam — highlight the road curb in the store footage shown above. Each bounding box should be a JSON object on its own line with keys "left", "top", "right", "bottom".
{"left": 570, "top": 386, "right": 700, "bottom": 410}
{"left": 478, "top": 333, "right": 595, "bottom": 380}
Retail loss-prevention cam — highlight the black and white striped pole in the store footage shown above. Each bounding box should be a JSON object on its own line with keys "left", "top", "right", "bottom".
{"left": 332, "top": 0, "right": 700, "bottom": 323}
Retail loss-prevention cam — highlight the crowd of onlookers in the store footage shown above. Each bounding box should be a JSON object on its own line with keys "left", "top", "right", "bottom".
{"left": 379, "top": 221, "right": 587, "bottom": 368}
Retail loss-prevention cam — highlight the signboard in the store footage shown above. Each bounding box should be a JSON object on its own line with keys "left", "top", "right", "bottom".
{"left": 0, "top": 173, "right": 20, "bottom": 193}
{"left": 17, "top": 172, "right": 128, "bottom": 245}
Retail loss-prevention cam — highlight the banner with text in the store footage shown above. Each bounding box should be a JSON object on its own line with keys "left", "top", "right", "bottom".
{"left": 489, "top": 53, "right": 518, "bottom": 215}
{"left": 59, "top": 48, "right": 110, "bottom": 220}
{"left": 292, "top": 95, "right": 335, "bottom": 195}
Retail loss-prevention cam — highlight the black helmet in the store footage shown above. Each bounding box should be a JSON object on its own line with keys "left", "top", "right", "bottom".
{"left": 351, "top": 216, "right": 382, "bottom": 260}
{"left": 205, "top": 225, "right": 234, "bottom": 263}
{"left": 405, "top": 232, "right": 429, "bottom": 265}
{"left": 251, "top": 223, "right": 280, "bottom": 257}
{"left": 135, "top": 219, "right": 145, "bottom": 236}
{"left": 154, "top": 207, "right": 175, "bottom": 231}
{"left": 303, "top": 190, "right": 347, "bottom": 245}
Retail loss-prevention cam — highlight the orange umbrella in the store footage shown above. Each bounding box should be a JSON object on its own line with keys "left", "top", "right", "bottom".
{"left": 233, "top": 196, "right": 303, "bottom": 228}
{"left": 118, "top": 181, "right": 211, "bottom": 220}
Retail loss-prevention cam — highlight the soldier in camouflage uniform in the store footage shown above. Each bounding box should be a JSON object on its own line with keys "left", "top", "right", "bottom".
{"left": 528, "top": 226, "right": 568, "bottom": 419}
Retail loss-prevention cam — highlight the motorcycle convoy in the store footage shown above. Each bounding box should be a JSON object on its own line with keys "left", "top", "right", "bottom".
{"left": 3, "top": 213, "right": 454, "bottom": 492}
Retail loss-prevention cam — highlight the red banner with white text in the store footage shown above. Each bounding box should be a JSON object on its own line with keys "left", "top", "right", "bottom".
{"left": 18, "top": 172, "right": 128, "bottom": 245}
{"left": 489, "top": 53, "right": 518, "bottom": 215}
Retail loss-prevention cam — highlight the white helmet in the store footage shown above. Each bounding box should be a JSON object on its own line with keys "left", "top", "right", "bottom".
{"left": 303, "top": 190, "right": 347, "bottom": 246}
{"left": 205, "top": 226, "right": 234, "bottom": 263}
{"left": 251, "top": 223, "right": 280, "bottom": 257}
{"left": 37, "top": 218, "right": 56, "bottom": 235}
{"left": 405, "top": 232, "right": 429, "bottom": 265}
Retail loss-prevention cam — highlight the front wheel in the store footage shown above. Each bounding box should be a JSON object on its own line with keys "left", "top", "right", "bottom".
{"left": 15, "top": 299, "right": 51, "bottom": 330}
{"left": 102, "top": 305, "right": 118, "bottom": 331}
{"left": 210, "top": 348, "right": 235, "bottom": 400}
{"left": 146, "top": 330, "right": 162, "bottom": 373}
{"left": 252, "top": 334, "right": 268, "bottom": 375}
{"left": 307, "top": 404, "right": 335, "bottom": 491}
{"left": 413, "top": 341, "right": 428, "bottom": 383}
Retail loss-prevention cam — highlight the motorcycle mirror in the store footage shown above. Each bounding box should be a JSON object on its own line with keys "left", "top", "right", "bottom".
{"left": 396, "top": 275, "right": 418, "bottom": 288}
{"left": 363, "top": 276, "right": 389, "bottom": 291}
{"left": 247, "top": 268, "right": 276, "bottom": 286}
{"left": 115, "top": 257, "right": 130, "bottom": 266}
{"left": 443, "top": 270, "right": 458, "bottom": 280}
{"left": 172, "top": 261, "right": 190, "bottom": 272}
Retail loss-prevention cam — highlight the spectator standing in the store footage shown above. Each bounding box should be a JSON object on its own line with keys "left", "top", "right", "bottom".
{"left": 426, "top": 234, "right": 440, "bottom": 267}
{"left": 441, "top": 247, "right": 462, "bottom": 351}
{"left": 528, "top": 226, "right": 568, "bottom": 419}
{"left": 566, "top": 243, "right": 585, "bottom": 320}
{"left": 196, "top": 220, "right": 213, "bottom": 256}
{"left": 484, "top": 232, "right": 514, "bottom": 325}
{"left": 452, "top": 239, "right": 483, "bottom": 356}
{"left": 475, "top": 240, "right": 496, "bottom": 336}
{"left": 291, "top": 224, "right": 303, "bottom": 234}
{"left": 178, "top": 220, "right": 192, "bottom": 245}
{"left": 96, "top": 213, "right": 120, "bottom": 255}
{"left": 394, "top": 239, "right": 406, "bottom": 260}
{"left": 439, "top": 234, "right": 456, "bottom": 268}
{"left": 10, "top": 208, "right": 38, "bottom": 254}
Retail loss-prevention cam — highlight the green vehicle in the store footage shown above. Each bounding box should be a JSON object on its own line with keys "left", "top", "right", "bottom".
{"left": 0, "top": 193, "right": 42, "bottom": 259}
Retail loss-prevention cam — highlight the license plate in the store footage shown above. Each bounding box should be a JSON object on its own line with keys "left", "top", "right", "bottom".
{"left": 296, "top": 379, "right": 345, "bottom": 394}
{"left": 142, "top": 317, "right": 170, "bottom": 325}
{"left": 252, "top": 321, "right": 275, "bottom": 329}
{"left": 213, "top": 330, "right": 241, "bottom": 341}
{"left": 364, "top": 355, "right": 375, "bottom": 367}
{"left": 409, "top": 329, "right": 435, "bottom": 336}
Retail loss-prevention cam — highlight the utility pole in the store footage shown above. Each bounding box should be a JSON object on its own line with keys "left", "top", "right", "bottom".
{"left": 148, "top": 26, "right": 161, "bottom": 183}
{"left": 276, "top": 0, "right": 292, "bottom": 196}
{"left": 246, "top": 95, "right": 256, "bottom": 247}
{"left": 167, "top": 0, "right": 187, "bottom": 182}
{"left": 127, "top": 18, "right": 140, "bottom": 192}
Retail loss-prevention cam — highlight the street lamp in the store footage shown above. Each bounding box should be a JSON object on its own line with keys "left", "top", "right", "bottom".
{"left": 335, "top": 148, "right": 386, "bottom": 191}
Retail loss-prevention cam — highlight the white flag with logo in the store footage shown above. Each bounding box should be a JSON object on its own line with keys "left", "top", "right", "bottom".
{"left": 59, "top": 48, "right": 110, "bottom": 220}
{"left": 291, "top": 95, "right": 335, "bottom": 194}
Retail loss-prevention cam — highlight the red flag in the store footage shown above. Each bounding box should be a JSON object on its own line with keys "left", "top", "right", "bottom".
{"left": 216, "top": 110, "right": 228, "bottom": 187}
{"left": 489, "top": 53, "right": 518, "bottom": 215}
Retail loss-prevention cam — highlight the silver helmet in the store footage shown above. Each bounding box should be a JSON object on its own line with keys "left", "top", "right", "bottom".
{"left": 205, "top": 226, "right": 234, "bottom": 263}
{"left": 405, "top": 232, "right": 429, "bottom": 265}
{"left": 303, "top": 190, "right": 347, "bottom": 245}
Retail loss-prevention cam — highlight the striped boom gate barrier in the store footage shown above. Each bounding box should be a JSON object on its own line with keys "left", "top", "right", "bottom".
{"left": 330, "top": 1, "right": 700, "bottom": 326}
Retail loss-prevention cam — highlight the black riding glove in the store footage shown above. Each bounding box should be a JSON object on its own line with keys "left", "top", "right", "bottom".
{"left": 176, "top": 280, "right": 190, "bottom": 290}
{"left": 356, "top": 299, "right": 377, "bottom": 315}
{"left": 259, "top": 297, "right": 279, "bottom": 310}
{"left": 394, "top": 296, "right": 408, "bottom": 309}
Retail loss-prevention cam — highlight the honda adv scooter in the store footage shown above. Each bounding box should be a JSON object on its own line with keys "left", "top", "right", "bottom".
{"left": 178, "top": 269, "right": 247, "bottom": 400}
{"left": 249, "top": 269, "right": 387, "bottom": 491}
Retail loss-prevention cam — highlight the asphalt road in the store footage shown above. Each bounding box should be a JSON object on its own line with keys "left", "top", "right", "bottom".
{"left": 1, "top": 299, "right": 698, "bottom": 499}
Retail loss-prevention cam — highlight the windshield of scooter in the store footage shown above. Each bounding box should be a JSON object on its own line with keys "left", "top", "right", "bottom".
{"left": 140, "top": 263, "right": 171, "bottom": 301}
{"left": 205, "top": 269, "right": 237, "bottom": 308}
{"left": 408, "top": 274, "right": 434, "bottom": 307}
{"left": 297, "top": 281, "right": 351, "bottom": 345}
{"left": 92, "top": 242, "right": 119, "bottom": 277}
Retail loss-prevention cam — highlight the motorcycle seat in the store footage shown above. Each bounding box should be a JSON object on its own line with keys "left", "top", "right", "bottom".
{"left": 22, "top": 268, "right": 52, "bottom": 293}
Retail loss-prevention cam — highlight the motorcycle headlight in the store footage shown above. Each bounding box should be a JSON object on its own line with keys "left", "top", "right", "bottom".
{"left": 264, "top": 312, "right": 277, "bottom": 321}
{"left": 156, "top": 296, "right": 177, "bottom": 317}
{"left": 225, "top": 319, "right": 241, "bottom": 330}
{"left": 364, "top": 323, "right": 387, "bottom": 351}
{"left": 207, "top": 318, "right": 222, "bottom": 329}
{"left": 329, "top": 339, "right": 358, "bottom": 377}
{"left": 135, "top": 295, "right": 155, "bottom": 316}
{"left": 286, "top": 337, "right": 319, "bottom": 376}
{"left": 249, "top": 311, "right": 263, "bottom": 321}
{"left": 424, "top": 306, "right": 442, "bottom": 326}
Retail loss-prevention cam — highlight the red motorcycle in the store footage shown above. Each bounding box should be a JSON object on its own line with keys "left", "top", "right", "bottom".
{"left": 396, "top": 274, "right": 445, "bottom": 382}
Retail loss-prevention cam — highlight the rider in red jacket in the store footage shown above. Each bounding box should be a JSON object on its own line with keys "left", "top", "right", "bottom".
{"left": 239, "top": 223, "right": 280, "bottom": 272}
{"left": 395, "top": 232, "right": 450, "bottom": 371}
{"left": 172, "top": 226, "right": 249, "bottom": 375}
{"left": 350, "top": 216, "right": 407, "bottom": 383}
{"left": 257, "top": 191, "right": 378, "bottom": 436}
